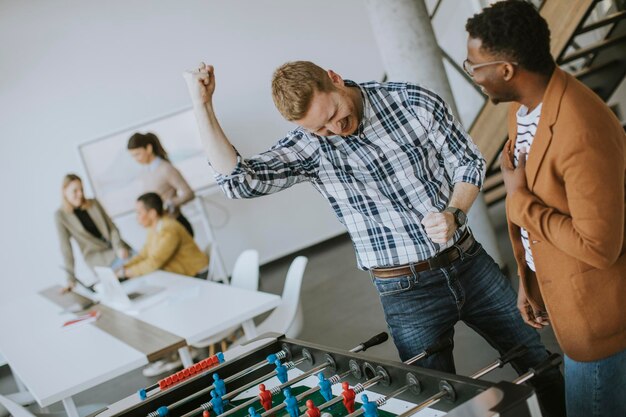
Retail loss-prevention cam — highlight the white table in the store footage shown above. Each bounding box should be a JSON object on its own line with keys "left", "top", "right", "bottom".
{"left": 117, "top": 271, "right": 281, "bottom": 367}
{"left": 0, "top": 272, "right": 280, "bottom": 417}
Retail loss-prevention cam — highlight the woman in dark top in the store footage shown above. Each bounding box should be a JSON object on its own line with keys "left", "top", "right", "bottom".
{"left": 54, "top": 174, "right": 131, "bottom": 290}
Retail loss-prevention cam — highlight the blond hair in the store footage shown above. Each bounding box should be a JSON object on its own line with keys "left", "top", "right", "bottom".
{"left": 271, "top": 61, "right": 335, "bottom": 121}
{"left": 61, "top": 173, "right": 91, "bottom": 212}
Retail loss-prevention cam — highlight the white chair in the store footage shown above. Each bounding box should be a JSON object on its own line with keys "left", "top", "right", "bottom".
{"left": 201, "top": 243, "right": 226, "bottom": 283}
{"left": 229, "top": 249, "right": 260, "bottom": 290}
{"left": 0, "top": 394, "right": 36, "bottom": 417}
{"left": 192, "top": 249, "right": 260, "bottom": 352}
{"left": 254, "top": 256, "right": 307, "bottom": 338}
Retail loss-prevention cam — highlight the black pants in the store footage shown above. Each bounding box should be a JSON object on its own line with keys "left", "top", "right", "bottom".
{"left": 176, "top": 213, "right": 194, "bottom": 237}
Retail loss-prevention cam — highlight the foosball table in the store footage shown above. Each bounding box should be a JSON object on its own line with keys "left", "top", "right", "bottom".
{"left": 92, "top": 333, "right": 560, "bottom": 417}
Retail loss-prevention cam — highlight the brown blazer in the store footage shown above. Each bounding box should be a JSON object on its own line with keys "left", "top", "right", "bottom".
{"left": 55, "top": 199, "right": 130, "bottom": 283}
{"left": 504, "top": 68, "right": 626, "bottom": 361}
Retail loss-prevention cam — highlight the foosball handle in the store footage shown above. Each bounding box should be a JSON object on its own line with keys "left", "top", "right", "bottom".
{"left": 423, "top": 337, "right": 453, "bottom": 357}
{"left": 350, "top": 332, "right": 389, "bottom": 353}
{"left": 514, "top": 353, "right": 562, "bottom": 385}
{"left": 498, "top": 344, "right": 528, "bottom": 367}
{"left": 529, "top": 353, "right": 562, "bottom": 376}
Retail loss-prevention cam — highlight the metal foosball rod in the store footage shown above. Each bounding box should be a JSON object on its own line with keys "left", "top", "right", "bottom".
{"left": 302, "top": 337, "right": 454, "bottom": 417}
{"left": 224, "top": 332, "right": 388, "bottom": 417}
{"left": 260, "top": 370, "right": 354, "bottom": 417}
{"left": 176, "top": 332, "right": 389, "bottom": 417}
{"left": 396, "top": 350, "right": 561, "bottom": 417}
{"left": 258, "top": 333, "right": 390, "bottom": 417}
{"left": 214, "top": 358, "right": 341, "bottom": 417}
{"left": 143, "top": 348, "right": 288, "bottom": 401}
{"left": 169, "top": 354, "right": 304, "bottom": 417}
{"left": 342, "top": 380, "right": 420, "bottom": 417}
{"left": 337, "top": 344, "right": 528, "bottom": 417}
{"left": 148, "top": 349, "right": 289, "bottom": 417}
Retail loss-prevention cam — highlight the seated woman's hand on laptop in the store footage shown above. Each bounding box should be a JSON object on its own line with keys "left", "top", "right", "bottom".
{"left": 115, "top": 266, "right": 133, "bottom": 281}
{"left": 115, "top": 267, "right": 126, "bottom": 279}
{"left": 60, "top": 281, "right": 76, "bottom": 294}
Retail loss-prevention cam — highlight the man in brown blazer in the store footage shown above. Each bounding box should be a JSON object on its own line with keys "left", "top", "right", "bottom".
{"left": 466, "top": 2, "right": 626, "bottom": 416}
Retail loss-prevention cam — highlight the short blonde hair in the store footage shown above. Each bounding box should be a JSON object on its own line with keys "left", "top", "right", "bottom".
{"left": 271, "top": 61, "right": 335, "bottom": 121}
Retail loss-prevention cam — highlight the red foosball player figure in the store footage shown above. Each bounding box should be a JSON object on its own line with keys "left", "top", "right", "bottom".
{"left": 258, "top": 383, "right": 273, "bottom": 411}
{"left": 341, "top": 381, "right": 356, "bottom": 413}
{"left": 305, "top": 400, "right": 320, "bottom": 417}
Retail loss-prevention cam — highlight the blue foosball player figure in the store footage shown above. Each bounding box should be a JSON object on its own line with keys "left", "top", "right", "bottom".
{"left": 213, "top": 373, "right": 226, "bottom": 397}
{"left": 361, "top": 394, "right": 379, "bottom": 417}
{"left": 283, "top": 387, "right": 299, "bottom": 417}
{"left": 275, "top": 360, "right": 288, "bottom": 384}
{"left": 248, "top": 406, "right": 262, "bottom": 417}
{"left": 317, "top": 373, "right": 332, "bottom": 402}
{"left": 211, "top": 390, "right": 225, "bottom": 415}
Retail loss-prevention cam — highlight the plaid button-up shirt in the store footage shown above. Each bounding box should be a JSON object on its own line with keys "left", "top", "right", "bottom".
{"left": 214, "top": 80, "right": 485, "bottom": 270}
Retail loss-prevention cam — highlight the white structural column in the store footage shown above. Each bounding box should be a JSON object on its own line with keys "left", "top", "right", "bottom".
{"left": 365, "top": 0, "right": 503, "bottom": 265}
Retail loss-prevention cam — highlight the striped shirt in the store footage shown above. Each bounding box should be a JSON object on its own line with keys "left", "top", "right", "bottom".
{"left": 514, "top": 103, "right": 543, "bottom": 272}
{"left": 214, "top": 80, "right": 486, "bottom": 270}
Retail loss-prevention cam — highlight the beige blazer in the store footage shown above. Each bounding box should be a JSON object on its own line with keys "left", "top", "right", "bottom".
{"left": 55, "top": 199, "right": 129, "bottom": 283}
{"left": 505, "top": 68, "right": 626, "bottom": 361}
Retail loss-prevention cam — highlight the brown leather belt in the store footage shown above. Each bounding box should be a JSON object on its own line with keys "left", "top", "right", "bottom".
{"left": 371, "top": 230, "right": 476, "bottom": 279}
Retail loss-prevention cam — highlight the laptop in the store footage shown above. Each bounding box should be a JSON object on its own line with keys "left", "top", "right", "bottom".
{"left": 93, "top": 266, "right": 166, "bottom": 313}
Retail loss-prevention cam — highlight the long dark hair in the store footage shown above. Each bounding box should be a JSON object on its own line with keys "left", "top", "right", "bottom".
{"left": 127, "top": 132, "right": 170, "bottom": 162}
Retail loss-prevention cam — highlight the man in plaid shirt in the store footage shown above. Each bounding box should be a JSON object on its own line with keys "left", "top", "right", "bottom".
{"left": 184, "top": 61, "right": 564, "bottom": 415}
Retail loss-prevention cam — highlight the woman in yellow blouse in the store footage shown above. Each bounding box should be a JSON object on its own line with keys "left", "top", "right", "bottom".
{"left": 119, "top": 192, "right": 208, "bottom": 279}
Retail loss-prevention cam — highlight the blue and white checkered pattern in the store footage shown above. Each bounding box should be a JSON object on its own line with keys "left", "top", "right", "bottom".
{"left": 214, "top": 80, "right": 485, "bottom": 269}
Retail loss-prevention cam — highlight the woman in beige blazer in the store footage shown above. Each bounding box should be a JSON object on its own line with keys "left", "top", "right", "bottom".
{"left": 55, "top": 174, "right": 131, "bottom": 289}
{"left": 127, "top": 132, "right": 196, "bottom": 236}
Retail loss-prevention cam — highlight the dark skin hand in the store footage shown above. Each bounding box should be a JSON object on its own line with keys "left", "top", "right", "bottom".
{"left": 500, "top": 139, "right": 528, "bottom": 195}
{"left": 500, "top": 140, "right": 550, "bottom": 328}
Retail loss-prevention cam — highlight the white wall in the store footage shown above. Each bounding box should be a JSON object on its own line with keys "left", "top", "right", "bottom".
{"left": 0, "top": 0, "right": 385, "bottom": 302}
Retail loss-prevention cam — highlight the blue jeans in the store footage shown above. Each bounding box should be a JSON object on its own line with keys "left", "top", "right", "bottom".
{"left": 564, "top": 348, "right": 626, "bottom": 417}
{"left": 372, "top": 241, "right": 565, "bottom": 417}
